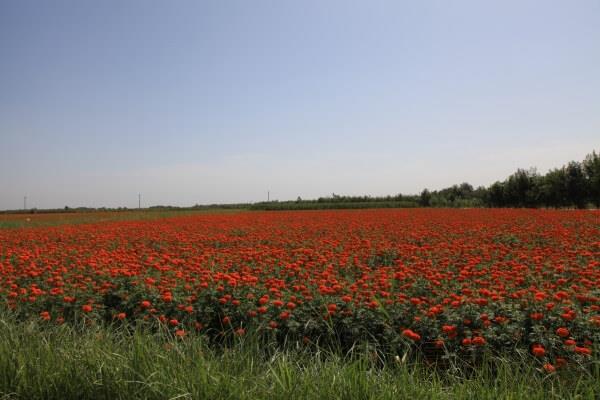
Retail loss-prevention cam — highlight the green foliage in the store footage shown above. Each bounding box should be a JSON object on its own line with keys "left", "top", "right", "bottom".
{"left": 479, "top": 151, "right": 598, "bottom": 208}
{"left": 583, "top": 151, "right": 600, "bottom": 207}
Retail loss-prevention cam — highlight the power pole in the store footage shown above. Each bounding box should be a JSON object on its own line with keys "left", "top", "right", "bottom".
{"left": 267, "top": 191, "right": 270, "bottom": 202}
{"left": 138, "top": 193, "right": 141, "bottom": 209}
{"left": 24, "top": 196, "right": 27, "bottom": 210}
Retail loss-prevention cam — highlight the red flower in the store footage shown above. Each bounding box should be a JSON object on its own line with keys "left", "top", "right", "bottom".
{"left": 472, "top": 336, "right": 486, "bottom": 346}
{"left": 543, "top": 363, "right": 555, "bottom": 373}
{"left": 442, "top": 325, "right": 456, "bottom": 334}
{"left": 556, "top": 327, "right": 569, "bottom": 337}
{"left": 574, "top": 346, "right": 592, "bottom": 356}
{"left": 279, "top": 311, "right": 291, "bottom": 320}
{"left": 532, "top": 345, "right": 546, "bottom": 357}
{"left": 401, "top": 329, "right": 421, "bottom": 341}
{"left": 235, "top": 328, "right": 245, "bottom": 336}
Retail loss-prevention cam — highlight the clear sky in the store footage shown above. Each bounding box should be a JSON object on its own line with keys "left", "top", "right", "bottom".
{"left": 1, "top": 1, "right": 599, "bottom": 210}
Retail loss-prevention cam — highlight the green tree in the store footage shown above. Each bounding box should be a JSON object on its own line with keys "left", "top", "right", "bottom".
{"left": 564, "top": 161, "right": 588, "bottom": 208}
{"left": 583, "top": 151, "right": 600, "bottom": 207}
{"left": 419, "top": 189, "right": 431, "bottom": 207}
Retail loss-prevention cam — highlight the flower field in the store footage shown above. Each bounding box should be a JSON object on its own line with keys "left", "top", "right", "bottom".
{"left": 1, "top": 209, "right": 599, "bottom": 371}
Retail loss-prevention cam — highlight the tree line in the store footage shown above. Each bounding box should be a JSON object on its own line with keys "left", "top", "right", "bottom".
{"left": 419, "top": 150, "right": 600, "bottom": 208}
{"left": 251, "top": 149, "right": 599, "bottom": 210}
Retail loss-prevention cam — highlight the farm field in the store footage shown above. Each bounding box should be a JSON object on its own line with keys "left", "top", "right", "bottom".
{"left": 0, "top": 208, "right": 243, "bottom": 229}
{"left": 1, "top": 208, "right": 599, "bottom": 399}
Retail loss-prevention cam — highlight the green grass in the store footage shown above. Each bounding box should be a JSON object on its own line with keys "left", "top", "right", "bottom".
{"left": 0, "top": 316, "right": 598, "bottom": 400}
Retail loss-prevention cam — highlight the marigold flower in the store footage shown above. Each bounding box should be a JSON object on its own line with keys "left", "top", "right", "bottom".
{"left": 574, "top": 346, "right": 592, "bottom": 356}
{"left": 401, "top": 329, "right": 421, "bottom": 341}
{"left": 279, "top": 311, "right": 290, "bottom": 320}
{"left": 543, "top": 363, "right": 555, "bottom": 373}
{"left": 556, "top": 327, "right": 569, "bottom": 337}
{"left": 532, "top": 345, "right": 546, "bottom": 357}
{"left": 472, "top": 336, "right": 486, "bottom": 346}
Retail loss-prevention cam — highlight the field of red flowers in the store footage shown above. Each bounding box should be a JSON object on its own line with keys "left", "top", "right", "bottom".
{"left": 1, "top": 209, "right": 599, "bottom": 370}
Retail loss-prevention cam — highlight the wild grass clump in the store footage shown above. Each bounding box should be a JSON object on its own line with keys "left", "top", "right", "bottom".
{"left": 0, "top": 315, "right": 598, "bottom": 400}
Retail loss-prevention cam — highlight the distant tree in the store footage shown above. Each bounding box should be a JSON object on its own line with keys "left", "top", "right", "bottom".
{"left": 458, "top": 182, "right": 474, "bottom": 196}
{"left": 503, "top": 169, "right": 538, "bottom": 207}
{"left": 564, "top": 161, "right": 588, "bottom": 208}
{"left": 486, "top": 181, "right": 505, "bottom": 207}
{"left": 540, "top": 168, "right": 568, "bottom": 207}
{"left": 583, "top": 151, "right": 600, "bottom": 207}
{"left": 419, "top": 189, "right": 431, "bottom": 207}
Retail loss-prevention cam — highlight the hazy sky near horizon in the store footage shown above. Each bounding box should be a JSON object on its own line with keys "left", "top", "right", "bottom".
{"left": 1, "top": 1, "right": 599, "bottom": 210}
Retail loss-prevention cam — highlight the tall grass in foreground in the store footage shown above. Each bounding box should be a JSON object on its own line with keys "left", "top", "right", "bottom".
{"left": 0, "top": 316, "right": 598, "bottom": 400}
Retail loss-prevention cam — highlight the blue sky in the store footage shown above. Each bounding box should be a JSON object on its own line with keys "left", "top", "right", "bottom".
{"left": 1, "top": 0, "right": 599, "bottom": 209}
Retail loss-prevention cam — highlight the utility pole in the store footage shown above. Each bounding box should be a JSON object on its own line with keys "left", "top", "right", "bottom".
{"left": 267, "top": 191, "right": 270, "bottom": 202}
{"left": 138, "top": 193, "right": 141, "bottom": 209}
{"left": 23, "top": 196, "right": 27, "bottom": 210}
